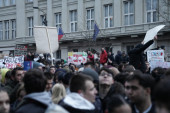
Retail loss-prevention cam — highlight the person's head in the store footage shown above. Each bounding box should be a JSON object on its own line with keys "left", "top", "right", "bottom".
{"left": 107, "top": 95, "right": 132, "bottom": 113}
{"left": 23, "top": 69, "right": 46, "bottom": 94}
{"left": 44, "top": 72, "right": 53, "bottom": 92}
{"left": 125, "top": 70, "right": 155, "bottom": 104}
{"left": 101, "top": 48, "right": 105, "bottom": 52}
{"left": 52, "top": 83, "right": 66, "bottom": 104}
{"left": 11, "top": 67, "right": 24, "bottom": 82}
{"left": 99, "top": 67, "right": 114, "bottom": 85}
{"left": 154, "top": 77, "right": 170, "bottom": 113}
{"left": 50, "top": 66, "right": 56, "bottom": 75}
{"left": 151, "top": 67, "right": 165, "bottom": 83}
{"left": 70, "top": 73, "right": 97, "bottom": 103}
{"left": 0, "top": 89, "right": 10, "bottom": 113}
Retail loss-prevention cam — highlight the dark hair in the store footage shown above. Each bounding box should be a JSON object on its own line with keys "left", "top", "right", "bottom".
{"left": 44, "top": 72, "right": 53, "bottom": 80}
{"left": 154, "top": 77, "right": 170, "bottom": 111}
{"left": 70, "top": 73, "right": 93, "bottom": 93}
{"left": 126, "top": 70, "right": 155, "bottom": 89}
{"left": 99, "top": 67, "right": 114, "bottom": 78}
{"left": 151, "top": 67, "right": 165, "bottom": 83}
{"left": 107, "top": 95, "right": 129, "bottom": 113}
{"left": 23, "top": 69, "right": 46, "bottom": 94}
{"left": 11, "top": 67, "right": 23, "bottom": 76}
{"left": 114, "top": 72, "right": 130, "bottom": 86}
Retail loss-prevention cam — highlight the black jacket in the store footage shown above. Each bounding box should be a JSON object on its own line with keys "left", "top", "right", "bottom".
{"left": 128, "top": 40, "right": 154, "bottom": 73}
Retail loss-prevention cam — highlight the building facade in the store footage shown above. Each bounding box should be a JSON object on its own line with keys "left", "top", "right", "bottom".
{"left": 0, "top": 0, "right": 170, "bottom": 60}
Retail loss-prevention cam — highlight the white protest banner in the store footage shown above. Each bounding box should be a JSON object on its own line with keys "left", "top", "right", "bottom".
{"left": 143, "top": 25, "right": 165, "bottom": 51}
{"left": 147, "top": 50, "right": 164, "bottom": 63}
{"left": 150, "top": 61, "right": 170, "bottom": 71}
{"left": 68, "top": 52, "right": 87, "bottom": 65}
{"left": 0, "top": 56, "right": 24, "bottom": 69}
{"left": 34, "top": 26, "right": 59, "bottom": 54}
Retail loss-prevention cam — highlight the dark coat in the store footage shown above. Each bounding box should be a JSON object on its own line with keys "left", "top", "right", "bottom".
{"left": 107, "top": 54, "right": 115, "bottom": 66}
{"left": 128, "top": 40, "right": 154, "bottom": 73}
{"left": 131, "top": 102, "right": 156, "bottom": 113}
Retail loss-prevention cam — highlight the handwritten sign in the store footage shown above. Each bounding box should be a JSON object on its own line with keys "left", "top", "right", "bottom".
{"left": 0, "top": 56, "right": 24, "bottom": 69}
{"left": 68, "top": 52, "right": 87, "bottom": 65}
{"left": 147, "top": 50, "right": 164, "bottom": 63}
{"left": 15, "top": 45, "right": 27, "bottom": 56}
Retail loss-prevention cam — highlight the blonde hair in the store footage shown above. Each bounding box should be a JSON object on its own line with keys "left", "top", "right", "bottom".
{"left": 52, "top": 83, "right": 66, "bottom": 104}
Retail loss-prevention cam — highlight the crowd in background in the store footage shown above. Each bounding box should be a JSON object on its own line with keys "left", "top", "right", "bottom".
{"left": 0, "top": 39, "right": 170, "bottom": 113}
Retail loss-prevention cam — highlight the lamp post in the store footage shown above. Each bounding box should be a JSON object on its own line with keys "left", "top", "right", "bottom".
{"left": 33, "top": 7, "right": 47, "bottom": 26}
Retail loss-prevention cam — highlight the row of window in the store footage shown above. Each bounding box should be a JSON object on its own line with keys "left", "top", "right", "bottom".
{"left": 0, "top": 0, "right": 158, "bottom": 39}
{"left": 0, "top": 20, "right": 16, "bottom": 40}
{"left": 55, "top": 0, "right": 158, "bottom": 32}
{"left": 0, "top": 0, "right": 32, "bottom": 7}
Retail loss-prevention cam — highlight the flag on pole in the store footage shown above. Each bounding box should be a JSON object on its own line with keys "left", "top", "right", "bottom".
{"left": 58, "top": 27, "right": 64, "bottom": 41}
{"left": 93, "top": 23, "right": 100, "bottom": 41}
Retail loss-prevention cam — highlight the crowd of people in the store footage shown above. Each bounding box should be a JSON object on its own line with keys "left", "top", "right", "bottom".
{"left": 0, "top": 37, "right": 170, "bottom": 113}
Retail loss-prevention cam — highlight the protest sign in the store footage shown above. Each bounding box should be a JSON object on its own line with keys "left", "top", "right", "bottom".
{"left": 150, "top": 61, "right": 170, "bottom": 71}
{"left": 0, "top": 56, "right": 24, "bottom": 69}
{"left": 15, "top": 45, "right": 27, "bottom": 56}
{"left": 68, "top": 52, "right": 87, "bottom": 65}
{"left": 24, "top": 61, "right": 33, "bottom": 71}
{"left": 147, "top": 50, "right": 164, "bottom": 63}
{"left": 143, "top": 25, "right": 165, "bottom": 51}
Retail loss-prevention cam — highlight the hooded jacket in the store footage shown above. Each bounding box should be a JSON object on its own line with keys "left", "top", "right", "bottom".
{"left": 14, "top": 92, "right": 52, "bottom": 113}
{"left": 59, "top": 93, "right": 95, "bottom": 113}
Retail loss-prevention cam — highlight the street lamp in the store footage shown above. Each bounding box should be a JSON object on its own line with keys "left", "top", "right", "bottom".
{"left": 33, "top": 7, "right": 47, "bottom": 26}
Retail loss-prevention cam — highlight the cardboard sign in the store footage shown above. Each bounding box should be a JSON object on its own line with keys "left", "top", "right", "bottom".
{"left": 68, "top": 52, "right": 87, "bottom": 65}
{"left": 15, "top": 45, "right": 27, "bottom": 56}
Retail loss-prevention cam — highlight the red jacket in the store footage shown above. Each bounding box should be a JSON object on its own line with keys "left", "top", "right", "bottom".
{"left": 100, "top": 50, "right": 108, "bottom": 64}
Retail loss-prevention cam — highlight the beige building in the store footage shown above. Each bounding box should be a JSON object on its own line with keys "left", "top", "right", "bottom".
{"left": 0, "top": 0, "right": 170, "bottom": 60}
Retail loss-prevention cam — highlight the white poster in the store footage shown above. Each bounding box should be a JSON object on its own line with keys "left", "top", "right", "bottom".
{"left": 34, "top": 26, "right": 59, "bottom": 54}
{"left": 147, "top": 50, "right": 164, "bottom": 63}
{"left": 143, "top": 25, "right": 165, "bottom": 51}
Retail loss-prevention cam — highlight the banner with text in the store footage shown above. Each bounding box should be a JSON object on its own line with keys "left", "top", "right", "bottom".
{"left": 0, "top": 56, "right": 24, "bottom": 68}
{"left": 68, "top": 52, "right": 87, "bottom": 65}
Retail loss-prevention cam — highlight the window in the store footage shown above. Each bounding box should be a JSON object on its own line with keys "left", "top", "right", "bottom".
{"left": 56, "top": 13, "right": 62, "bottom": 29}
{"left": 126, "top": 45, "right": 134, "bottom": 53}
{"left": 0, "top": 22, "right": 3, "bottom": 40}
{"left": 56, "top": 50, "right": 61, "bottom": 59}
{"left": 10, "top": 0, "right": 15, "bottom": 5}
{"left": 70, "top": 10, "right": 77, "bottom": 32}
{"left": 4, "top": 0, "right": 9, "bottom": 6}
{"left": 41, "top": 15, "right": 47, "bottom": 26}
{"left": 5, "top": 20, "right": 9, "bottom": 40}
{"left": 104, "top": 4, "right": 113, "bottom": 28}
{"left": 11, "top": 19, "right": 16, "bottom": 39}
{"left": 73, "top": 49, "right": 78, "bottom": 52}
{"left": 27, "top": 0, "right": 33, "bottom": 2}
{"left": 146, "top": 0, "right": 158, "bottom": 23}
{"left": 87, "top": 8, "right": 94, "bottom": 30}
{"left": 28, "top": 17, "right": 33, "bottom": 36}
{"left": 124, "top": 0, "right": 134, "bottom": 25}
{"left": 0, "top": 0, "right": 3, "bottom": 7}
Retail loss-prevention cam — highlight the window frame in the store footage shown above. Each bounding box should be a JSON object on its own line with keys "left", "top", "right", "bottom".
{"left": 70, "top": 10, "right": 77, "bottom": 32}
{"left": 56, "top": 12, "right": 62, "bottom": 29}
{"left": 86, "top": 8, "right": 94, "bottom": 30}
{"left": 4, "top": 20, "right": 9, "bottom": 40}
{"left": 104, "top": 4, "right": 113, "bottom": 28}
{"left": 146, "top": 0, "right": 158, "bottom": 23}
{"left": 28, "top": 17, "right": 33, "bottom": 36}
{"left": 0, "top": 21, "right": 3, "bottom": 40}
{"left": 124, "top": 0, "right": 134, "bottom": 25}
{"left": 11, "top": 19, "right": 16, "bottom": 39}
